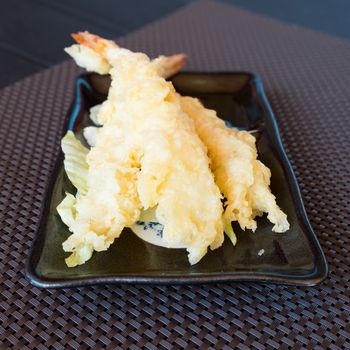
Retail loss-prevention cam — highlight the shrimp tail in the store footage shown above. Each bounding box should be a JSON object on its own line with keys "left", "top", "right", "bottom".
{"left": 153, "top": 53, "right": 188, "bottom": 78}
{"left": 71, "top": 31, "right": 118, "bottom": 58}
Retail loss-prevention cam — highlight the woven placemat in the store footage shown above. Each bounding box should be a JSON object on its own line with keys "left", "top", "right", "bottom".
{"left": 1, "top": 1, "right": 349, "bottom": 348}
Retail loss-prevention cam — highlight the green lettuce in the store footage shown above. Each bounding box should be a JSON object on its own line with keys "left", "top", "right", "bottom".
{"left": 57, "top": 193, "right": 77, "bottom": 228}
{"left": 225, "top": 223, "right": 237, "bottom": 246}
{"left": 61, "top": 131, "right": 89, "bottom": 194}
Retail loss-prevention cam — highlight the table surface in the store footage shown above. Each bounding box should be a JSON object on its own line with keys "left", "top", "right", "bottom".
{"left": 1, "top": 1, "right": 350, "bottom": 349}
{"left": 1, "top": 0, "right": 350, "bottom": 88}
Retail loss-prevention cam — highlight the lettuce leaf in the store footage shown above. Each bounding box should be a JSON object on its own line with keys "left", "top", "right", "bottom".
{"left": 225, "top": 223, "right": 237, "bottom": 246}
{"left": 61, "top": 131, "right": 89, "bottom": 194}
{"left": 57, "top": 193, "right": 77, "bottom": 228}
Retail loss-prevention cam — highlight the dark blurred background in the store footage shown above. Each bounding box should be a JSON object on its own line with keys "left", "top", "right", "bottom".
{"left": 0, "top": 0, "right": 349, "bottom": 88}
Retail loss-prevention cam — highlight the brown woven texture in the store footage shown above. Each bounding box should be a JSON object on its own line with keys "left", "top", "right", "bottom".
{"left": 1, "top": 1, "right": 349, "bottom": 348}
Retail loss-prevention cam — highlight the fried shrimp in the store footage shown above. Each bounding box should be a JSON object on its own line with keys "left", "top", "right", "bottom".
{"left": 60, "top": 31, "right": 289, "bottom": 267}
{"left": 180, "top": 96, "right": 290, "bottom": 238}
{"left": 65, "top": 31, "right": 187, "bottom": 78}
{"left": 61, "top": 33, "right": 223, "bottom": 266}
{"left": 66, "top": 32, "right": 187, "bottom": 127}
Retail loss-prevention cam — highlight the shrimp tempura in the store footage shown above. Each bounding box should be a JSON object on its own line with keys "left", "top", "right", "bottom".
{"left": 65, "top": 31, "right": 187, "bottom": 78}
{"left": 180, "top": 97, "right": 289, "bottom": 237}
{"left": 62, "top": 33, "right": 223, "bottom": 266}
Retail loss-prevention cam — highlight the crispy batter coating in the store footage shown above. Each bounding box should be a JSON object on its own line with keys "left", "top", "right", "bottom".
{"left": 62, "top": 34, "right": 223, "bottom": 266}
{"left": 180, "top": 96, "right": 289, "bottom": 236}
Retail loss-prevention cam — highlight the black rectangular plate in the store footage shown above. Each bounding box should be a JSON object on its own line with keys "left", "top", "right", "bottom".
{"left": 25, "top": 72, "right": 328, "bottom": 288}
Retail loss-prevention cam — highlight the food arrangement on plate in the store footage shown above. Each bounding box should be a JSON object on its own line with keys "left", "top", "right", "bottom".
{"left": 59, "top": 32, "right": 289, "bottom": 268}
